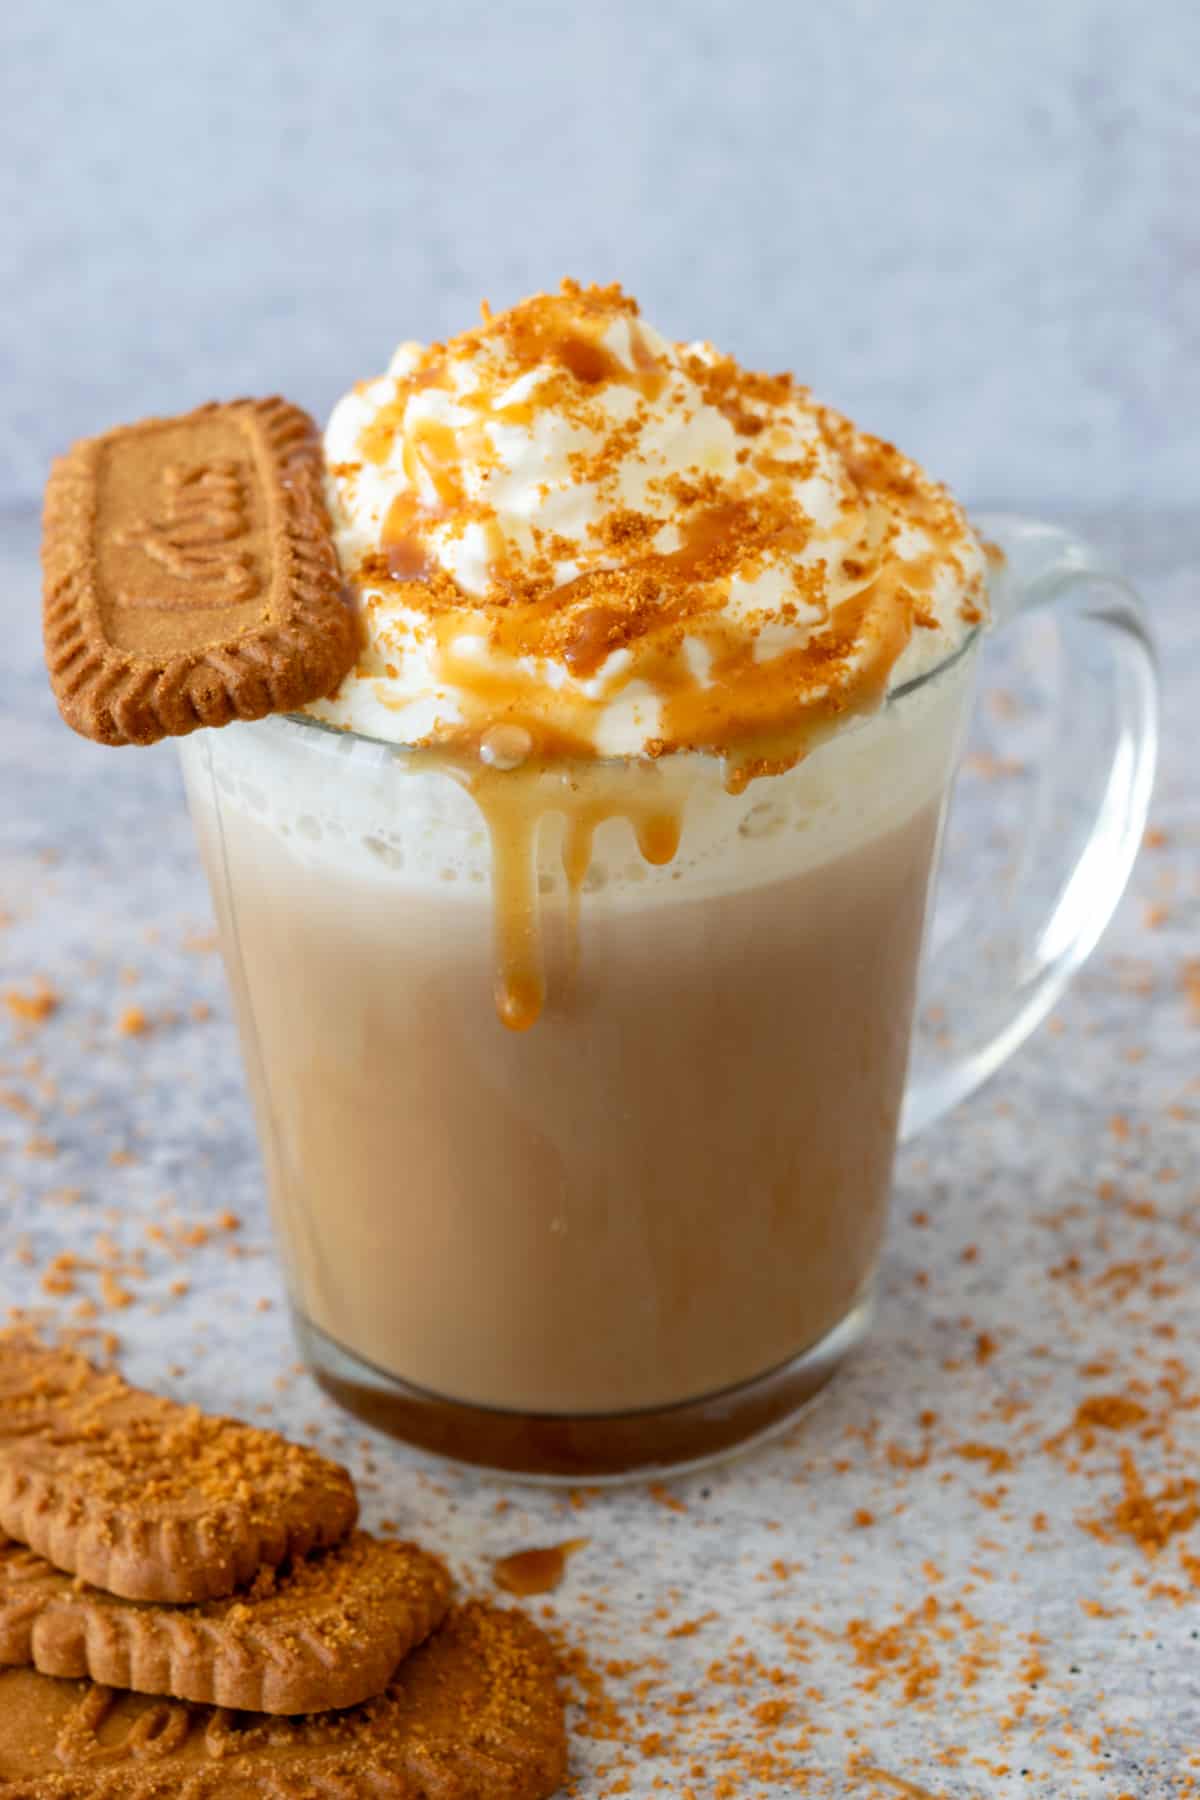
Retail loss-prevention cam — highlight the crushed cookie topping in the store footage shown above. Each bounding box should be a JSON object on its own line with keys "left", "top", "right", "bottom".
{"left": 316, "top": 280, "right": 987, "bottom": 780}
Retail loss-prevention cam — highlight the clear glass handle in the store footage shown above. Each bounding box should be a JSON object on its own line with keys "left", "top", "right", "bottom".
{"left": 901, "top": 513, "right": 1159, "bottom": 1140}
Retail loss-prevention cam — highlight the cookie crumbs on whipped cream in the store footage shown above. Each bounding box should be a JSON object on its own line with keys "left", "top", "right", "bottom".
{"left": 308, "top": 280, "right": 987, "bottom": 781}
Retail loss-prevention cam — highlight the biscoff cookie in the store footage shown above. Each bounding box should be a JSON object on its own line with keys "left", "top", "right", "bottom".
{"left": 42, "top": 397, "right": 358, "bottom": 747}
{"left": 0, "top": 1530, "right": 451, "bottom": 1715}
{"left": 0, "top": 1336, "right": 357, "bottom": 1603}
{"left": 0, "top": 1602, "right": 567, "bottom": 1799}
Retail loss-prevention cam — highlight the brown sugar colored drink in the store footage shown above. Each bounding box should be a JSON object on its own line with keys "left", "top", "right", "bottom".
{"left": 182, "top": 637, "right": 974, "bottom": 1472}
{"left": 186, "top": 738, "right": 953, "bottom": 1419}
{"left": 179, "top": 283, "right": 1158, "bottom": 1476}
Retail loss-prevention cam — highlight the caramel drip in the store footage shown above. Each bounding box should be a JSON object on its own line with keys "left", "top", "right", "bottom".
{"left": 559, "top": 792, "right": 683, "bottom": 981}
{"left": 439, "top": 742, "right": 688, "bottom": 1032}
{"left": 635, "top": 810, "right": 683, "bottom": 865}
{"left": 472, "top": 768, "right": 546, "bottom": 1034}
{"left": 492, "top": 1539, "right": 588, "bottom": 1597}
{"left": 420, "top": 527, "right": 942, "bottom": 1028}
{"left": 560, "top": 811, "right": 594, "bottom": 878}
{"left": 424, "top": 547, "right": 934, "bottom": 1031}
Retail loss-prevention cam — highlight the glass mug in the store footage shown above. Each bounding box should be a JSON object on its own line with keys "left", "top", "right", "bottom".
{"left": 180, "top": 516, "right": 1157, "bottom": 1479}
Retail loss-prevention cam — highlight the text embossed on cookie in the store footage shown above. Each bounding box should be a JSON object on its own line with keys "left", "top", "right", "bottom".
{"left": 115, "top": 458, "right": 259, "bottom": 608}
{"left": 95, "top": 415, "right": 269, "bottom": 626}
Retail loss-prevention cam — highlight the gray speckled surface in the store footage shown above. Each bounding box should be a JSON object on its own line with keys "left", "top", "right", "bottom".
{"left": 5, "top": 0, "right": 1200, "bottom": 511}
{"left": 1, "top": 503, "right": 1197, "bottom": 1795}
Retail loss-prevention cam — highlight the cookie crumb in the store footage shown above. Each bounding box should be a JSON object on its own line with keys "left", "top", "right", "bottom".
{"left": 4, "top": 985, "right": 59, "bottom": 1026}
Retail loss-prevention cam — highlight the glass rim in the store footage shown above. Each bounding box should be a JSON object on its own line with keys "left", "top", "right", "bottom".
{"left": 263, "top": 623, "right": 982, "bottom": 762}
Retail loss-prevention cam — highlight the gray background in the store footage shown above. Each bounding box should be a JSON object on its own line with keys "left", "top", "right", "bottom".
{"left": 3, "top": 0, "right": 1197, "bottom": 513}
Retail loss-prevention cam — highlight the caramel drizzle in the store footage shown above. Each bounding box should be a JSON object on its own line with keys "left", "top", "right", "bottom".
{"left": 471, "top": 766, "right": 546, "bottom": 1033}
{"left": 420, "top": 524, "right": 937, "bottom": 1029}
{"left": 363, "top": 290, "right": 672, "bottom": 590}
{"left": 560, "top": 793, "right": 682, "bottom": 980}
{"left": 442, "top": 745, "right": 687, "bottom": 1033}
{"left": 428, "top": 541, "right": 923, "bottom": 766}
{"left": 382, "top": 491, "right": 436, "bottom": 582}
{"left": 341, "top": 286, "right": 982, "bottom": 1032}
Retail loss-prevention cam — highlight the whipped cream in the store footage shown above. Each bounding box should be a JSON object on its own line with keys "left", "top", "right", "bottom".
{"left": 307, "top": 282, "right": 986, "bottom": 773}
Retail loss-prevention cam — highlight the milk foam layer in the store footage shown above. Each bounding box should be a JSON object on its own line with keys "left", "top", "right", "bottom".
{"left": 189, "top": 651, "right": 972, "bottom": 907}
{"left": 306, "top": 283, "right": 987, "bottom": 768}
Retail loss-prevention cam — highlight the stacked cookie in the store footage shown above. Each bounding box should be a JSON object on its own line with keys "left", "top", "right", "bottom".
{"left": 0, "top": 1336, "right": 566, "bottom": 1798}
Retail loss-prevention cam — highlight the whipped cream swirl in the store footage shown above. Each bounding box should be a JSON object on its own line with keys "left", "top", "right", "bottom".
{"left": 308, "top": 282, "right": 986, "bottom": 777}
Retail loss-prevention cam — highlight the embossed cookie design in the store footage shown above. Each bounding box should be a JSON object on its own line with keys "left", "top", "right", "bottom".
{"left": 0, "top": 1603, "right": 567, "bottom": 1799}
{"left": 0, "top": 1530, "right": 452, "bottom": 1715}
{"left": 113, "top": 460, "right": 260, "bottom": 604}
{"left": 0, "top": 1337, "right": 358, "bottom": 1604}
{"left": 42, "top": 398, "right": 359, "bottom": 746}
